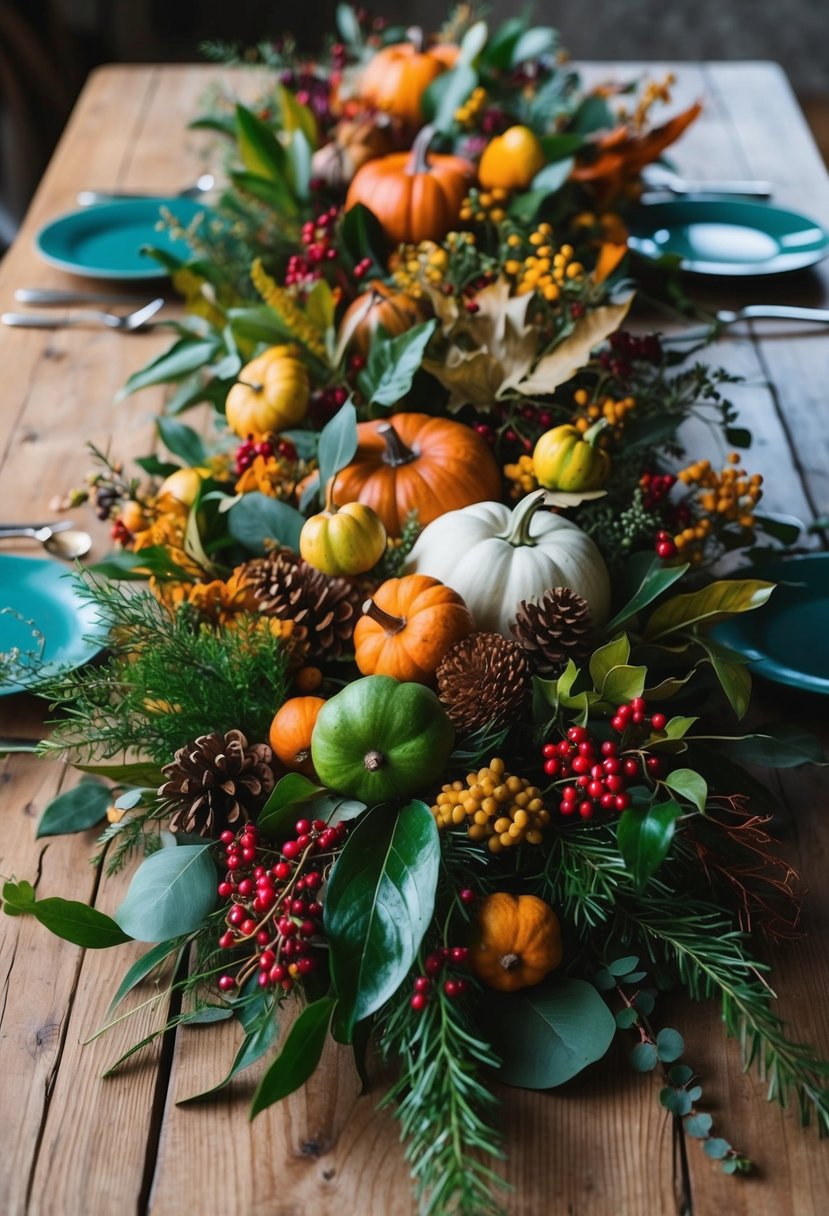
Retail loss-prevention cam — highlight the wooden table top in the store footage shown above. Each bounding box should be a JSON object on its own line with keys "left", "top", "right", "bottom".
{"left": 1, "top": 62, "right": 828, "bottom": 1216}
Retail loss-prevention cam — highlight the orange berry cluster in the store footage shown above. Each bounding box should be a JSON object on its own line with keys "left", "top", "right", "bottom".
{"left": 503, "top": 454, "right": 539, "bottom": 498}
{"left": 572, "top": 386, "right": 636, "bottom": 433}
{"left": 454, "top": 85, "right": 487, "bottom": 129}
{"left": 678, "top": 453, "right": 763, "bottom": 532}
{"left": 459, "top": 186, "right": 510, "bottom": 225}
{"left": 431, "top": 758, "right": 550, "bottom": 852}
{"left": 504, "top": 224, "right": 584, "bottom": 301}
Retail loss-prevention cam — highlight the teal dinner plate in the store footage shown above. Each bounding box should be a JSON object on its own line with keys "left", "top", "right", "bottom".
{"left": 712, "top": 554, "right": 829, "bottom": 695}
{"left": 35, "top": 197, "right": 207, "bottom": 280}
{"left": 0, "top": 555, "right": 105, "bottom": 695}
{"left": 628, "top": 200, "right": 829, "bottom": 276}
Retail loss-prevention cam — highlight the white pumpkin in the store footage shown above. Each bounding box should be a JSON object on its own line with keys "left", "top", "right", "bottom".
{"left": 403, "top": 489, "right": 610, "bottom": 636}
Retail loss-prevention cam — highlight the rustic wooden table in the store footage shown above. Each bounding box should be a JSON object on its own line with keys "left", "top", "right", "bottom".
{"left": 1, "top": 62, "right": 828, "bottom": 1216}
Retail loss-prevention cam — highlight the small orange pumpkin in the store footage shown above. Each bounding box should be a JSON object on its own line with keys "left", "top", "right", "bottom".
{"left": 354, "top": 574, "right": 474, "bottom": 684}
{"left": 478, "top": 125, "right": 545, "bottom": 192}
{"left": 268, "top": 696, "right": 327, "bottom": 778}
{"left": 225, "top": 346, "right": 310, "bottom": 439}
{"left": 345, "top": 126, "right": 474, "bottom": 246}
{"left": 330, "top": 413, "right": 502, "bottom": 537}
{"left": 469, "top": 893, "right": 563, "bottom": 992}
{"left": 339, "top": 281, "right": 428, "bottom": 358}
{"left": 358, "top": 42, "right": 457, "bottom": 128}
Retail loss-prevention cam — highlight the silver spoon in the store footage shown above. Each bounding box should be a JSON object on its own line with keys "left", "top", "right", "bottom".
{"left": 1, "top": 298, "right": 165, "bottom": 332}
{"left": 76, "top": 173, "right": 216, "bottom": 207}
{"left": 0, "top": 524, "right": 92, "bottom": 560}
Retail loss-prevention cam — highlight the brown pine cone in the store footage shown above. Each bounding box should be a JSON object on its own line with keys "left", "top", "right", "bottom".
{"left": 511, "top": 587, "right": 594, "bottom": 675}
{"left": 159, "top": 729, "right": 275, "bottom": 837}
{"left": 436, "top": 632, "right": 532, "bottom": 735}
{"left": 246, "top": 548, "right": 361, "bottom": 660}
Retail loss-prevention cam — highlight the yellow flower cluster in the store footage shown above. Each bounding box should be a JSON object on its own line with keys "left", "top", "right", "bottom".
{"left": 678, "top": 453, "right": 764, "bottom": 532}
{"left": 390, "top": 232, "right": 475, "bottom": 297}
{"left": 454, "top": 85, "right": 487, "bottom": 128}
{"left": 504, "top": 454, "right": 538, "bottom": 499}
{"left": 251, "top": 258, "right": 327, "bottom": 360}
{"left": 459, "top": 187, "right": 509, "bottom": 225}
{"left": 431, "top": 758, "right": 550, "bottom": 853}
{"left": 504, "top": 225, "right": 584, "bottom": 300}
{"left": 572, "top": 386, "right": 636, "bottom": 433}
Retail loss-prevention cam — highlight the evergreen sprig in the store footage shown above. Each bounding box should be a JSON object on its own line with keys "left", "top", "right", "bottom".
{"left": 379, "top": 982, "right": 507, "bottom": 1216}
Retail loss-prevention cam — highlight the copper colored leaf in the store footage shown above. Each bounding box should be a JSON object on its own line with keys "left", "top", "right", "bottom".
{"left": 516, "top": 297, "right": 633, "bottom": 396}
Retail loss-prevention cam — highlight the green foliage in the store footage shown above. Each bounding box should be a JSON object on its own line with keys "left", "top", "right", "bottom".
{"left": 357, "top": 320, "right": 438, "bottom": 411}
{"left": 250, "top": 996, "right": 335, "bottom": 1117}
{"left": 36, "top": 778, "right": 111, "bottom": 838}
{"left": 114, "top": 844, "right": 217, "bottom": 942}
{"left": 257, "top": 773, "right": 325, "bottom": 839}
{"left": 181, "top": 985, "right": 279, "bottom": 1103}
{"left": 616, "top": 799, "right": 684, "bottom": 890}
{"left": 1, "top": 881, "right": 131, "bottom": 948}
{"left": 227, "top": 492, "right": 305, "bottom": 554}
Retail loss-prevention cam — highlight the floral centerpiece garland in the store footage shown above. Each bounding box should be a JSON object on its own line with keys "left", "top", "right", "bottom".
{"left": 3, "top": 8, "right": 828, "bottom": 1213}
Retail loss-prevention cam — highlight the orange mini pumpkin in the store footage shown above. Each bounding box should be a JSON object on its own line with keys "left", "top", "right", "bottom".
{"left": 268, "top": 696, "right": 326, "bottom": 778}
{"left": 339, "top": 281, "right": 428, "bottom": 358}
{"left": 330, "top": 413, "right": 502, "bottom": 537}
{"left": 354, "top": 574, "right": 474, "bottom": 684}
{"left": 469, "top": 893, "right": 563, "bottom": 992}
{"left": 358, "top": 42, "right": 457, "bottom": 128}
{"left": 345, "top": 126, "right": 474, "bottom": 246}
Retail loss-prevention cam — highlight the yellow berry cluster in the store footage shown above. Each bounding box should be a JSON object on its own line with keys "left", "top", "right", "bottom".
{"left": 459, "top": 187, "right": 510, "bottom": 225}
{"left": 678, "top": 453, "right": 763, "bottom": 530}
{"left": 454, "top": 85, "right": 487, "bottom": 129}
{"left": 503, "top": 454, "right": 538, "bottom": 499}
{"left": 504, "top": 225, "right": 585, "bottom": 300}
{"left": 572, "top": 387, "right": 636, "bottom": 434}
{"left": 431, "top": 758, "right": 550, "bottom": 852}
{"left": 390, "top": 233, "right": 475, "bottom": 297}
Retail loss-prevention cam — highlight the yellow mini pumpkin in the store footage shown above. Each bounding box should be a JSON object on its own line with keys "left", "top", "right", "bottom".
{"left": 225, "top": 346, "right": 310, "bottom": 439}
{"left": 158, "top": 466, "right": 212, "bottom": 506}
{"left": 299, "top": 498, "right": 387, "bottom": 577}
{"left": 469, "top": 892, "right": 563, "bottom": 992}
{"left": 478, "top": 125, "right": 545, "bottom": 192}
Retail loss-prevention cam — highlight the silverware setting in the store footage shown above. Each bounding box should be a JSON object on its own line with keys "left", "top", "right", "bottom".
{"left": 668, "top": 303, "right": 829, "bottom": 342}
{"left": 1, "top": 297, "right": 165, "bottom": 332}
{"left": 14, "top": 287, "right": 150, "bottom": 306}
{"left": 76, "top": 172, "right": 215, "bottom": 207}
{"left": 0, "top": 522, "right": 92, "bottom": 559}
{"left": 641, "top": 165, "right": 772, "bottom": 198}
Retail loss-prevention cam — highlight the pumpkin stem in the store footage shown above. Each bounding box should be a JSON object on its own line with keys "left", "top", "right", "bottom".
{"left": 377, "top": 422, "right": 418, "bottom": 467}
{"left": 362, "top": 597, "right": 407, "bottom": 635}
{"left": 584, "top": 417, "right": 610, "bottom": 447}
{"left": 364, "top": 749, "right": 385, "bottom": 771}
{"left": 294, "top": 748, "right": 310, "bottom": 764}
{"left": 499, "top": 952, "right": 521, "bottom": 972}
{"left": 501, "top": 488, "right": 548, "bottom": 548}
{"left": 406, "top": 125, "right": 435, "bottom": 176}
{"left": 406, "top": 24, "right": 425, "bottom": 52}
{"left": 324, "top": 478, "right": 340, "bottom": 515}
{"left": 237, "top": 380, "right": 263, "bottom": 393}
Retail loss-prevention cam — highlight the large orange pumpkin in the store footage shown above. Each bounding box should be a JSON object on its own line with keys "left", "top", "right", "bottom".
{"left": 339, "top": 281, "right": 428, "bottom": 357}
{"left": 345, "top": 127, "right": 474, "bottom": 246}
{"left": 359, "top": 42, "right": 457, "bottom": 128}
{"left": 268, "top": 696, "right": 326, "bottom": 778}
{"left": 330, "top": 413, "right": 502, "bottom": 537}
{"left": 354, "top": 574, "right": 474, "bottom": 683}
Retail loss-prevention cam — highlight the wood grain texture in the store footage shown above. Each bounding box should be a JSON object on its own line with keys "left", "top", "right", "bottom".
{"left": 1, "top": 62, "right": 828, "bottom": 1216}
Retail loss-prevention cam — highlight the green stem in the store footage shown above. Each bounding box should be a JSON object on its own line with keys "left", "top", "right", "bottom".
{"left": 500, "top": 488, "right": 548, "bottom": 547}
{"left": 406, "top": 125, "right": 435, "bottom": 176}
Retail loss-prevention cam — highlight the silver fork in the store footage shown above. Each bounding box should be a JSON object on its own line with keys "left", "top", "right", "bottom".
{"left": 642, "top": 165, "right": 772, "bottom": 198}
{"left": 1, "top": 297, "right": 165, "bottom": 332}
{"left": 667, "top": 303, "right": 829, "bottom": 342}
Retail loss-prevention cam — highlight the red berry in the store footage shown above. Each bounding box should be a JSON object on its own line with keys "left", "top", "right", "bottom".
{"left": 571, "top": 755, "right": 590, "bottom": 774}
{"left": 410, "top": 993, "right": 428, "bottom": 1011}
{"left": 600, "top": 792, "right": 616, "bottom": 809}
{"left": 651, "top": 712, "right": 667, "bottom": 731}
{"left": 256, "top": 929, "right": 271, "bottom": 946}
{"left": 557, "top": 740, "right": 573, "bottom": 756}
{"left": 578, "top": 801, "right": 594, "bottom": 819}
{"left": 459, "top": 888, "right": 476, "bottom": 905}
{"left": 269, "top": 964, "right": 287, "bottom": 983}
{"left": 297, "top": 956, "right": 317, "bottom": 975}
{"left": 300, "top": 919, "right": 316, "bottom": 938}
{"left": 560, "top": 800, "right": 576, "bottom": 815}
{"left": 294, "top": 818, "right": 311, "bottom": 835}
{"left": 631, "top": 698, "right": 646, "bottom": 713}
{"left": 217, "top": 881, "right": 234, "bottom": 899}
{"left": 567, "top": 726, "right": 588, "bottom": 743}
{"left": 219, "top": 931, "right": 235, "bottom": 949}
{"left": 645, "top": 756, "right": 663, "bottom": 775}
{"left": 611, "top": 716, "right": 625, "bottom": 732}
{"left": 259, "top": 949, "right": 276, "bottom": 969}
{"left": 444, "top": 979, "right": 461, "bottom": 997}
{"left": 656, "top": 540, "right": 677, "bottom": 559}
{"left": 544, "top": 758, "right": 560, "bottom": 776}
{"left": 425, "top": 952, "right": 444, "bottom": 976}
{"left": 241, "top": 918, "right": 257, "bottom": 937}
{"left": 606, "top": 774, "right": 625, "bottom": 793}
{"left": 218, "top": 975, "right": 236, "bottom": 992}
{"left": 220, "top": 830, "right": 235, "bottom": 845}
{"left": 237, "top": 878, "right": 254, "bottom": 897}
{"left": 576, "top": 775, "right": 590, "bottom": 788}
{"left": 603, "top": 757, "right": 621, "bottom": 774}
{"left": 601, "top": 741, "right": 617, "bottom": 756}
{"left": 562, "top": 785, "right": 578, "bottom": 802}
{"left": 450, "top": 946, "right": 469, "bottom": 964}
{"left": 282, "top": 840, "right": 301, "bottom": 859}
{"left": 588, "top": 780, "right": 604, "bottom": 798}
{"left": 623, "top": 758, "right": 639, "bottom": 777}
{"left": 414, "top": 976, "right": 431, "bottom": 993}
{"left": 228, "top": 905, "right": 245, "bottom": 926}
{"left": 615, "top": 793, "right": 631, "bottom": 811}
{"left": 577, "top": 740, "right": 594, "bottom": 756}
{"left": 542, "top": 742, "right": 557, "bottom": 758}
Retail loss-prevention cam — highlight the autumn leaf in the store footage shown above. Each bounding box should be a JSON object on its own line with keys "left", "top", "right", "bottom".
{"left": 516, "top": 296, "right": 633, "bottom": 397}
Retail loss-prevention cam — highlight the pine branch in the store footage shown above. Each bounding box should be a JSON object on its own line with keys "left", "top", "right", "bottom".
{"left": 538, "top": 823, "right": 630, "bottom": 931}
{"left": 378, "top": 984, "right": 508, "bottom": 1216}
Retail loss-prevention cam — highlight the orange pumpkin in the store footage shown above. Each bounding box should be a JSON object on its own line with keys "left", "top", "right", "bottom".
{"left": 478, "top": 125, "right": 546, "bottom": 192}
{"left": 469, "top": 893, "right": 563, "bottom": 992}
{"left": 359, "top": 42, "right": 457, "bottom": 128}
{"left": 268, "top": 696, "right": 326, "bottom": 778}
{"left": 345, "top": 127, "right": 474, "bottom": 246}
{"left": 339, "top": 281, "right": 428, "bottom": 358}
{"left": 330, "top": 413, "right": 502, "bottom": 537}
{"left": 354, "top": 574, "right": 474, "bottom": 684}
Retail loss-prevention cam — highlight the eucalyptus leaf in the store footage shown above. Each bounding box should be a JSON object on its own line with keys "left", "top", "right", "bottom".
{"left": 529, "top": 158, "right": 574, "bottom": 195}
{"left": 118, "top": 337, "right": 222, "bottom": 400}
{"left": 250, "top": 995, "right": 335, "bottom": 1117}
{"left": 630, "top": 1041, "right": 658, "bottom": 1072}
{"left": 36, "top": 779, "right": 111, "bottom": 838}
{"left": 361, "top": 321, "right": 437, "bottom": 408}
{"left": 510, "top": 25, "right": 558, "bottom": 65}
{"left": 660, "top": 1086, "right": 693, "bottom": 1116}
{"left": 616, "top": 800, "right": 683, "bottom": 891}
{"left": 424, "top": 64, "right": 477, "bottom": 131}
{"left": 656, "top": 1027, "right": 685, "bottom": 1062}
{"left": 324, "top": 801, "right": 440, "bottom": 1039}
{"left": 115, "top": 844, "right": 217, "bottom": 942}
{"left": 317, "top": 399, "right": 358, "bottom": 491}
{"left": 156, "top": 416, "right": 208, "bottom": 466}
{"left": 685, "top": 1112, "right": 714, "bottom": 1138}
{"left": 107, "top": 936, "right": 188, "bottom": 1014}
{"left": 227, "top": 492, "right": 305, "bottom": 555}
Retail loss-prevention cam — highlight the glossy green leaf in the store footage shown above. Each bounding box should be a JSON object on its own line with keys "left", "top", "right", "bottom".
{"left": 362, "top": 320, "right": 437, "bottom": 408}
{"left": 156, "top": 416, "right": 208, "bottom": 466}
{"left": 481, "top": 978, "right": 616, "bottom": 1089}
{"left": 1, "top": 879, "right": 35, "bottom": 916}
{"left": 645, "top": 579, "right": 775, "bottom": 639}
{"left": 36, "top": 778, "right": 111, "bottom": 838}
{"left": 250, "top": 995, "right": 335, "bottom": 1117}
{"left": 107, "top": 936, "right": 188, "bottom": 1014}
{"left": 115, "top": 844, "right": 217, "bottom": 942}
{"left": 278, "top": 84, "right": 318, "bottom": 146}
{"left": 663, "top": 768, "right": 707, "bottom": 814}
{"left": 424, "top": 64, "right": 477, "bottom": 131}
{"left": 710, "top": 724, "right": 827, "bottom": 768}
{"left": 227, "top": 305, "right": 290, "bottom": 345}
{"left": 569, "top": 93, "right": 615, "bottom": 134}
{"left": 510, "top": 25, "right": 557, "bottom": 65}
{"left": 616, "top": 799, "right": 683, "bottom": 891}
{"left": 607, "top": 955, "right": 639, "bottom": 976}
{"left": 605, "top": 558, "right": 690, "bottom": 632}
{"left": 180, "top": 989, "right": 280, "bottom": 1103}
{"left": 229, "top": 170, "right": 293, "bottom": 212}
{"left": 30, "top": 898, "right": 131, "bottom": 948}
{"left": 235, "top": 104, "right": 286, "bottom": 181}
{"left": 227, "top": 492, "right": 305, "bottom": 555}
{"left": 529, "top": 158, "right": 574, "bottom": 195}
{"left": 340, "top": 203, "right": 388, "bottom": 272}
{"left": 589, "top": 634, "right": 630, "bottom": 690}
{"left": 708, "top": 649, "right": 752, "bottom": 719}
{"left": 324, "top": 801, "right": 440, "bottom": 1039}
{"left": 540, "top": 133, "right": 587, "bottom": 161}
{"left": 284, "top": 129, "right": 312, "bottom": 201}
{"left": 257, "top": 773, "right": 325, "bottom": 839}
{"left": 599, "top": 664, "right": 647, "bottom": 704}
{"left": 118, "top": 337, "right": 222, "bottom": 399}
{"left": 317, "top": 399, "right": 358, "bottom": 491}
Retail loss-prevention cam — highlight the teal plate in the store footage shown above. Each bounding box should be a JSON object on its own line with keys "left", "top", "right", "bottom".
{"left": 35, "top": 197, "right": 207, "bottom": 280}
{"left": 713, "top": 554, "right": 829, "bottom": 695}
{"left": 0, "top": 555, "right": 105, "bottom": 695}
{"left": 628, "top": 199, "right": 829, "bottom": 276}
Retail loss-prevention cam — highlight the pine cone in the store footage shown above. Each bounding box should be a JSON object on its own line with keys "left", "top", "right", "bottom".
{"left": 436, "top": 632, "right": 532, "bottom": 735}
{"left": 159, "top": 729, "right": 275, "bottom": 837}
{"left": 246, "top": 548, "right": 361, "bottom": 660}
{"left": 511, "top": 587, "right": 594, "bottom": 675}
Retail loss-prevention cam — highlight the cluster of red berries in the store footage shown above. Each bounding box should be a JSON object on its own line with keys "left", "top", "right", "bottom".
{"left": 277, "top": 70, "right": 334, "bottom": 122}
{"left": 654, "top": 530, "right": 678, "bottom": 560}
{"left": 640, "top": 470, "right": 677, "bottom": 511}
{"left": 216, "top": 819, "right": 346, "bottom": 996}
{"left": 600, "top": 330, "right": 662, "bottom": 380}
{"left": 542, "top": 727, "right": 632, "bottom": 819}
{"left": 284, "top": 207, "right": 342, "bottom": 289}
{"left": 410, "top": 945, "right": 471, "bottom": 1011}
{"left": 610, "top": 697, "right": 666, "bottom": 738}
{"left": 309, "top": 384, "right": 350, "bottom": 426}
{"left": 352, "top": 256, "right": 375, "bottom": 280}
{"left": 234, "top": 434, "right": 298, "bottom": 476}
{"left": 110, "top": 517, "right": 132, "bottom": 544}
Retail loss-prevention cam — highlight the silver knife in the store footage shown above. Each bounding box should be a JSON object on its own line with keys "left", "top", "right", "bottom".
{"left": 14, "top": 288, "right": 148, "bottom": 306}
{"left": 667, "top": 304, "right": 829, "bottom": 342}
